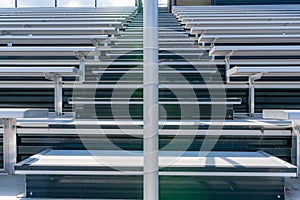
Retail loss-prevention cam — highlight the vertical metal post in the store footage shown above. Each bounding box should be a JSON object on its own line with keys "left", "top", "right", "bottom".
{"left": 15, "top": 0, "right": 17, "bottom": 8}
{"left": 249, "top": 80, "right": 255, "bottom": 117}
{"left": 95, "top": 0, "right": 97, "bottom": 7}
{"left": 143, "top": 0, "right": 159, "bottom": 200}
{"left": 168, "top": 0, "right": 172, "bottom": 13}
{"left": 54, "top": 76, "right": 63, "bottom": 116}
{"left": 225, "top": 57, "right": 230, "bottom": 83}
{"left": 3, "top": 118, "right": 17, "bottom": 174}
{"left": 297, "top": 129, "right": 300, "bottom": 177}
{"left": 79, "top": 58, "right": 86, "bottom": 82}
{"left": 137, "top": 0, "right": 142, "bottom": 11}
{"left": 55, "top": 0, "right": 57, "bottom": 7}
{"left": 174, "top": 0, "right": 177, "bottom": 6}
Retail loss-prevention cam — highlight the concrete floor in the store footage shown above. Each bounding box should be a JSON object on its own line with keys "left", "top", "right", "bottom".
{"left": 0, "top": 175, "right": 299, "bottom": 200}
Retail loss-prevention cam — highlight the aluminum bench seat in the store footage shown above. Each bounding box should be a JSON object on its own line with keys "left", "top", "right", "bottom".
{"left": 0, "top": 67, "right": 79, "bottom": 77}
{"left": 228, "top": 66, "right": 300, "bottom": 78}
{"left": 191, "top": 26, "right": 300, "bottom": 35}
{"left": 0, "top": 17, "right": 128, "bottom": 23}
{"left": 42, "top": 118, "right": 291, "bottom": 129}
{"left": 180, "top": 16, "right": 300, "bottom": 23}
{"left": 0, "top": 46, "right": 96, "bottom": 57}
{"left": 112, "top": 42, "right": 195, "bottom": 47}
{"left": 0, "top": 27, "right": 116, "bottom": 35}
{"left": 110, "top": 38, "right": 194, "bottom": 42}
{"left": 2, "top": 59, "right": 300, "bottom": 67}
{"left": 15, "top": 150, "right": 296, "bottom": 176}
{"left": 199, "top": 34, "right": 300, "bottom": 45}
{"left": 0, "top": 35, "right": 109, "bottom": 46}
{"left": 14, "top": 149, "right": 296, "bottom": 199}
{"left": 209, "top": 46, "right": 300, "bottom": 57}
{"left": 0, "top": 21, "right": 123, "bottom": 28}
{"left": 264, "top": 110, "right": 300, "bottom": 122}
{"left": 95, "top": 47, "right": 208, "bottom": 52}
{"left": 185, "top": 21, "right": 300, "bottom": 29}
{"left": 227, "top": 66, "right": 300, "bottom": 116}
{"left": 92, "top": 69, "right": 217, "bottom": 75}
{"left": 177, "top": 13, "right": 300, "bottom": 20}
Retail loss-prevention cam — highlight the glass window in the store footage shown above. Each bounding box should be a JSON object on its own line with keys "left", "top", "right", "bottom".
{"left": 18, "top": 0, "right": 54, "bottom": 7}
{"left": 97, "top": 0, "right": 135, "bottom": 7}
{"left": 0, "top": 0, "right": 15, "bottom": 8}
{"left": 58, "top": 0, "right": 95, "bottom": 7}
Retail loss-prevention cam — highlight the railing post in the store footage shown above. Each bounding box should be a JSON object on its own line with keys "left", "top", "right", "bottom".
{"left": 143, "top": 0, "right": 159, "bottom": 200}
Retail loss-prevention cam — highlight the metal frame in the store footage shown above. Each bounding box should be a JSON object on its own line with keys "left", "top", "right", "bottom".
{"left": 228, "top": 67, "right": 300, "bottom": 116}
{"left": 1, "top": 109, "right": 48, "bottom": 174}
{"left": 263, "top": 109, "right": 300, "bottom": 177}
{"left": 0, "top": 67, "right": 79, "bottom": 115}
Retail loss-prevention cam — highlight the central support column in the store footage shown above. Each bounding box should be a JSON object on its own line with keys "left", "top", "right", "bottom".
{"left": 143, "top": 1, "right": 159, "bottom": 200}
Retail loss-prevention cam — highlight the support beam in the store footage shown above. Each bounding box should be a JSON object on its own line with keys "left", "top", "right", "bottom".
{"left": 143, "top": 0, "right": 159, "bottom": 200}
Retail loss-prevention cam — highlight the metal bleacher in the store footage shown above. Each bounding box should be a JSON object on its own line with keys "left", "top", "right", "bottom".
{"left": 0, "top": 4, "right": 298, "bottom": 200}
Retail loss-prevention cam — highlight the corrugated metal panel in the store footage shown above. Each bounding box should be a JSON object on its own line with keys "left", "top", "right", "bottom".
{"left": 212, "top": 0, "right": 300, "bottom": 5}
{"left": 16, "top": 134, "right": 292, "bottom": 163}
{"left": 26, "top": 175, "right": 284, "bottom": 200}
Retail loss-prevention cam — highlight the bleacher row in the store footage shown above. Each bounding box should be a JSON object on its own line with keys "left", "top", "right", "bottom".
{"left": 0, "top": 5, "right": 298, "bottom": 200}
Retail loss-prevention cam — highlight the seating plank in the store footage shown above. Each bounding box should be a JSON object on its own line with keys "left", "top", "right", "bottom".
{"left": 191, "top": 26, "right": 300, "bottom": 35}
{"left": 0, "top": 21, "right": 123, "bottom": 28}
{"left": 199, "top": 34, "right": 300, "bottom": 44}
{"left": 209, "top": 46, "right": 300, "bottom": 57}
{"left": 15, "top": 150, "right": 296, "bottom": 177}
{"left": 0, "top": 35, "right": 108, "bottom": 45}
{"left": 228, "top": 66, "right": 300, "bottom": 77}
{"left": 185, "top": 21, "right": 300, "bottom": 28}
{"left": 0, "top": 27, "right": 116, "bottom": 35}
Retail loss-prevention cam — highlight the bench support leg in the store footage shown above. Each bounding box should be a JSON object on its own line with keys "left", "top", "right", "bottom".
{"left": 3, "top": 118, "right": 17, "bottom": 174}
{"left": 248, "top": 73, "right": 263, "bottom": 117}
{"left": 249, "top": 81, "right": 255, "bottom": 117}
{"left": 79, "top": 58, "right": 86, "bottom": 82}
{"left": 54, "top": 76, "right": 63, "bottom": 116}
{"left": 225, "top": 58, "right": 230, "bottom": 83}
